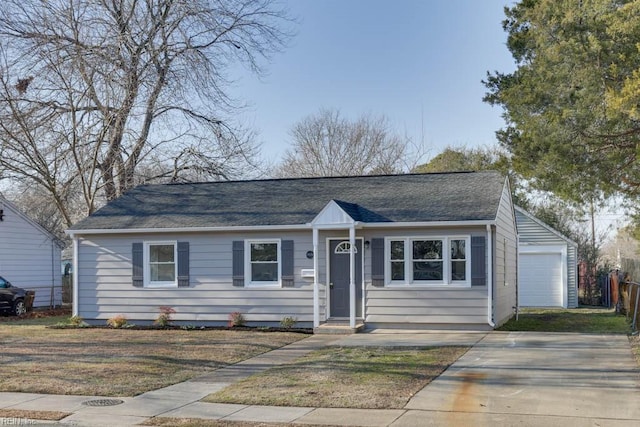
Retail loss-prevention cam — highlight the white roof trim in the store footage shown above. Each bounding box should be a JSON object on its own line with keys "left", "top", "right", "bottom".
{"left": 67, "top": 219, "right": 495, "bottom": 236}
{"left": 310, "top": 200, "right": 356, "bottom": 227}
{"left": 361, "top": 220, "right": 495, "bottom": 228}
{"left": 66, "top": 223, "right": 310, "bottom": 237}
{"left": 514, "top": 205, "right": 578, "bottom": 247}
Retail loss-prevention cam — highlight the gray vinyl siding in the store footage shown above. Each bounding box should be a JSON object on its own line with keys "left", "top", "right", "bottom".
{"left": 0, "top": 199, "right": 62, "bottom": 307}
{"left": 515, "top": 209, "right": 578, "bottom": 308}
{"left": 493, "top": 183, "right": 518, "bottom": 327}
{"left": 360, "top": 227, "right": 489, "bottom": 326}
{"left": 76, "top": 231, "right": 323, "bottom": 325}
{"left": 77, "top": 226, "right": 493, "bottom": 327}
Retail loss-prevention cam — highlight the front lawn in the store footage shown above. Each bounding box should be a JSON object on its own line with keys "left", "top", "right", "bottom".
{"left": 203, "top": 346, "right": 468, "bottom": 409}
{"left": 0, "top": 320, "right": 304, "bottom": 397}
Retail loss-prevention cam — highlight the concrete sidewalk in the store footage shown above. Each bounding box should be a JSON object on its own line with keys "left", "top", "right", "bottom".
{"left": 1, "top": 331, "right": 639, "bottom": 426}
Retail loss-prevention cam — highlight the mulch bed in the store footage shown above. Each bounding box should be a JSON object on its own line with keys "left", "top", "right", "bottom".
{"left": 0, "top": 307, "right": 313, "bottom": 334}
{"left": 50, "top": 324, "right": 313, "bottom": 333}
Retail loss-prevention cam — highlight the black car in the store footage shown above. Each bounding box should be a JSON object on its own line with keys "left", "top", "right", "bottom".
{"left": 0, "top": 276, "right": 27, "bottom": 316}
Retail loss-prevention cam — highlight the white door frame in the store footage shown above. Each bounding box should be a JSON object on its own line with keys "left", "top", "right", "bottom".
{"left": 325, "top": 236, "right": 365, "bottom": 321}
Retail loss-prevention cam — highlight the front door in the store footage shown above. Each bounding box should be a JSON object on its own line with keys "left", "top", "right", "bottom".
{"left": 329, "top": 239, "right": 363, "bottom": 318}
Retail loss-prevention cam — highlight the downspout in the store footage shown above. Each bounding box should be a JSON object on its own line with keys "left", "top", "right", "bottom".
{"left": 313, "top": 227, "right": 319, "bottom": 328}
{"left": 515, "top": 235, "right": 520, "bottom": 321}
{"left": 487, "top": 224, "right": 495, "bottom": 328}
{"left": 72, "top": 237, "right": 79, "bottom": 317}
{"left": 349, "top": 225, "right": 356, "bottom": 329}
{"left": 51, "top": 239, "right": 55, "bottom": 308}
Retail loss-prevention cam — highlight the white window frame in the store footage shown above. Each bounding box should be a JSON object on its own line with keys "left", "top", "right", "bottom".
{"left": 449, "top": 237, "right": 470, "bottom": 284}
{"left": 143, "top": 241, "right": 178, "bottom": 288}
{"left": 385, "top": 236, "right": 471, "bottom": 287}
{"left": 245, "top": 239, "right": 282, "bottom": 288}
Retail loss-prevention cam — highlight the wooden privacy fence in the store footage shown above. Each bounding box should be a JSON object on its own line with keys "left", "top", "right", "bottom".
{"left": 628, "top": 283, "right": 640, "bottom": 333}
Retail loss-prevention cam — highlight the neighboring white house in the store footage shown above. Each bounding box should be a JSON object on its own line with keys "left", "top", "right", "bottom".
{"left": 67, "top": 172, "right": 518, "bottom": 330}
{"left": 515, "top": 206, "right": 578, "bottom": 308}
{"left": 0, "top": 196, "right": 64, "bottom": 308}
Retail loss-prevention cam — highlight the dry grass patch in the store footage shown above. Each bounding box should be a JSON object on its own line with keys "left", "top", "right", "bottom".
{"left": 204, "top": 346, "right": 467, "bottom": 409}
{"left": 0, "top": 325, "right": 304, "bottom": 397}
{"left": 0, "top": 408, "right": 71, "bottom": 421}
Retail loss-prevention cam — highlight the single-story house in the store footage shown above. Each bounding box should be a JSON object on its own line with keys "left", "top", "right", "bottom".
{"left": 67, "top": 171, "right": 518, "bottom": 330}
{"left": 515, "top": 206, "right": 578, "bottom": 308}
{"left": 0, "top": 196, "right": 64, "bottom": 307}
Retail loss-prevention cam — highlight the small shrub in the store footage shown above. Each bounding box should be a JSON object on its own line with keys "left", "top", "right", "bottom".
{"left": 56, "top": 315, "right": 89, "bottom": 328}
{"left": 181, "top": 324, "right": 196, "bottom": 330}
{"left": 106, "top": 315, "right": 128, "bottom": 328}
{"left": 228, "top": 311, "right": 246, "bottom": 327}
{"left": 280, "top": 316, "right": 298, "bottom": 329}
{"left": 155, "top": 306, "right": 176, "bottom": 327}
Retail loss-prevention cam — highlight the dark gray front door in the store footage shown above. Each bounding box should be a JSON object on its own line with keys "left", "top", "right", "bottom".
{"left": 329, "top": 239, "right": 363, "bottom": 318}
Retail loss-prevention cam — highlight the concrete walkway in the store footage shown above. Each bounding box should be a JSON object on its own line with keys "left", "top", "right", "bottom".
{"left": 1, "top": 331, "right": 639, "bottom": 426}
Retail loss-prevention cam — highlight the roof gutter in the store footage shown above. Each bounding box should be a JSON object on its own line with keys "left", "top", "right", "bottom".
{"left": 67, "top": 219, "right": 496, "bottom": 237}
{"left": 360, "top": 220, "right": 495, "bottom": 228}
{"left": 66, "top": 223, "right": 312, "bottom": 237}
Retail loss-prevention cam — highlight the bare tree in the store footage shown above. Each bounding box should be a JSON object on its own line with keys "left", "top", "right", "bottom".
{"left": 274, "top": 109, "right": 420, "bottom": 178}
{"left": 0, "top": 0, "right": 292, "bottom": 226}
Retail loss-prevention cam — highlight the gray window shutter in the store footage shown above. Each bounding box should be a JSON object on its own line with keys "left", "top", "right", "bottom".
{"left": 471, "top": 236, "right": 486, "bottom": 286}
{"left": 232, "top": 241, "right": 244, "bottom": 287}
{"left": 177, "top": 241, "right": 189, "bottom": 287}
{"left": 371, "top": 238, "right": 385, "bottom": 287}
{"left": 281, "top": 240, "right": 294, "bottom": 287}
{"left": 132, "top": 242, "right": 143, "bottom": 287}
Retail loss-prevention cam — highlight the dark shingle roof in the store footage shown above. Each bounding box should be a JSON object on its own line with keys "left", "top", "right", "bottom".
{"left": 69, "top": 171, "right": 506, "bottom": 231}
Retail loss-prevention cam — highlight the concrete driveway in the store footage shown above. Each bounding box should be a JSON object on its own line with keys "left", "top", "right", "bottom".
{"left": 398, "top": 332, "right": 640, "bottom": 426}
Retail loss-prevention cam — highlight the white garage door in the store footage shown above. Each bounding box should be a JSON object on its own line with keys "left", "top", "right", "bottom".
{"left": 520, "top": 252, "right": 563, "bottom": 307}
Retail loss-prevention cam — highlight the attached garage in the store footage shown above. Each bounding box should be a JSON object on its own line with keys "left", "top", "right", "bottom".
{"left": 515, "top": 207, "right": 578, "bottom": 308}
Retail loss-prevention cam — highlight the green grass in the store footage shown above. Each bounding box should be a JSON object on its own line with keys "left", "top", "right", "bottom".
{"left": 498, "top": 307, "right": 630, "bottom": 333}
{"left": 203, "top": 346, "right": 468, "bottom": 409}
{"left": 0, "top": 314, "right": 71, "bottom": 326}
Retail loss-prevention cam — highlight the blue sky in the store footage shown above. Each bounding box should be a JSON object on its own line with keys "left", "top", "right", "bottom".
{"left": 230, "top": 0, "right": 517, "bottom": 164}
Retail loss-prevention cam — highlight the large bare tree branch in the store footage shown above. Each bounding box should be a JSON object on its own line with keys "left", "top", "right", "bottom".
{"left": 0, "top": 0, "right": 292, "bottom": 229}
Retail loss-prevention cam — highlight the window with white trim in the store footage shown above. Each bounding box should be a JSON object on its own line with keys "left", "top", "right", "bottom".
{"left": 144, "top": 241, "right": 177, "bottom": 288}
{"left": 386, "top": 236, "right": 470, "bottom": 286}
{"left": 412, "top": 239, "right": 443, "bottom": 281}
{"left": 245, "top": 240, "right": 281, "bottom": 286}
{"left": 450, "top": 239, "right": 467, "bottom": 282}
{"left": 390, "top": 240, "right": 405, "bottom": 281}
